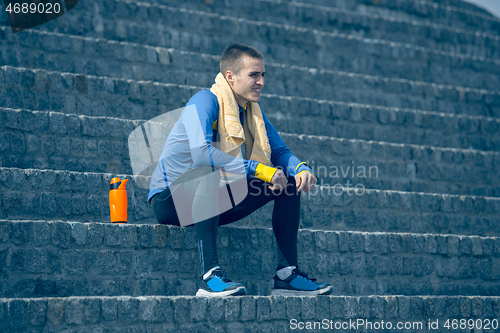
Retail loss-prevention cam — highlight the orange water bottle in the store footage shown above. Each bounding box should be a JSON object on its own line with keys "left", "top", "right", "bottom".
{"left": 109, "top": 177, "right": 128, "bottom": 223}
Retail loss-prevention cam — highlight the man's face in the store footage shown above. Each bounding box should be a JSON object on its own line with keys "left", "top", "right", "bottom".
{"left": 225, "top": 56, "right": 265, "bottom": 107}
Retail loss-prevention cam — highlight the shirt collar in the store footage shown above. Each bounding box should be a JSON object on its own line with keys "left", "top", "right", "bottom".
{"left": 239, "top": 103, "right": 248, "bottom": 113}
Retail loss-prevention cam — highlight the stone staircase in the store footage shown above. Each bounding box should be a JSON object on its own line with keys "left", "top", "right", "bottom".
{"left": 1, "top": 0, "right": 500, "bottom": 331}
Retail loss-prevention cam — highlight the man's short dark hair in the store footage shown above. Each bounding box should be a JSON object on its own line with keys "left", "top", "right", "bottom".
{"left": 220, "top": 43, "right": 264, "bottom": 75}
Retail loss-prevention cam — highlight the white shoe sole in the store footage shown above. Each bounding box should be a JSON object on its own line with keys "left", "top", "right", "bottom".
{"left": 195, "top": 286, "right": 246, "bottom": 297}
{"left": 271, "top": 286, "right": 333, "bottom": 296}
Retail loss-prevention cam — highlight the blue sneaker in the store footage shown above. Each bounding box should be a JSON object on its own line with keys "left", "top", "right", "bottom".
{"left": 271, "top": 268, "right": 333, "bottom": 296}
{"left": 196, "top": 268, "right": 246, "bottom": 297}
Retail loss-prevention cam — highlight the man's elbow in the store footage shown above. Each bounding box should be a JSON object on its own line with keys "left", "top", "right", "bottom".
{"left": 191, "top": 145, "right": 214, "bottom": 167}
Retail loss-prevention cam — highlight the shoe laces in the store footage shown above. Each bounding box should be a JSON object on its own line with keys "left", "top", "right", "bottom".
{"left": 293, "top": 268, "right": 317, "bottom": 282}
{"left": 213, "top": 269, "right": 233, "bottom": 283}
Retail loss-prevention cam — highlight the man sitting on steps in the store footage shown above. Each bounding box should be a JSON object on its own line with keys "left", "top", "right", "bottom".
{"left": 148, "top": 43, "right": 333, "bottom": 297}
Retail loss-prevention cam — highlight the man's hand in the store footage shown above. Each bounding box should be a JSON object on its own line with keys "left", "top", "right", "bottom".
{"left": 269, "top": 169, "right": 287, "bottom": 191}
{"left": 295, "top": 171, "right": 316, "bottom": 192}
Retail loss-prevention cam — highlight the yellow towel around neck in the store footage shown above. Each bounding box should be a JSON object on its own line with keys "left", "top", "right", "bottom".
{"left": 210, "top": 72, "right": 272, "bottom": 166}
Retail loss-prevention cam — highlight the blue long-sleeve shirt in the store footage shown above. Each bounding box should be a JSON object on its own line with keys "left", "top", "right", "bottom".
{"left": 148, "top": 89, "right": 313, "bottom": 201}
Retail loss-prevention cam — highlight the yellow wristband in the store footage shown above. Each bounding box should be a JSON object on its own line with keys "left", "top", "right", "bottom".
{"left": 295, "top": 162, "right": 307, "bottom": 172}
{"left": 255, "top": 164, "right": 278, "bottom": 183}
{"left": 297, "top": 170, "right": 317, "bottom": 181}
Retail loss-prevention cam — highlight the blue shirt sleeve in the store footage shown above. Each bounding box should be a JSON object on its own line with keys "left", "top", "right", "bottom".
{"left": 184, "top": 90, "right": 260, "bottom": 179}
{"left": 261, "top": 110, "right": 314, "bottom": 177}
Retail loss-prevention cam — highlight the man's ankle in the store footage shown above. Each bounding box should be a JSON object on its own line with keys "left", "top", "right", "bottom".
{"left": 202, "top": 265, "right": 220, "bottom": 280}
{"left": 277, "top": 266, "right": 296, "bottom": 280}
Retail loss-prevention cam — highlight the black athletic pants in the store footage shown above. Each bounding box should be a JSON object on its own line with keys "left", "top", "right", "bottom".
{"left": 151, "top": 168, "right": 300, "bottom": 276}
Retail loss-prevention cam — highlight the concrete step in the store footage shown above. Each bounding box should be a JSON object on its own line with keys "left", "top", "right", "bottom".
{"left": 266, "top": 104, "right": 500, "bottom": 152}
{"left": 1, "top": 220, "right": 500, "bottom": 298}
{"left": 3, "top": 90, "right": 500, "bottom": 157}
{"left": 279, "top": 132, "right": 500, "bottom": 197}
{"left": 277, "top": 0, "right": 500, "bottom": 35}
{"left": 136, "top": 0, "right": 500, "bottom": 60}
{"left": 3, "top": 65, "right": 500, "bottom": 121}
{"left": 3, "top": 26, "right": 500, "bottom": 91}
{"left": 356, "top": 0, "right": 500, "bottom": 34}
{"left": 2, "top": 107, "right": 499, "bottom": 196}
{"left": 27, "top": 0, "right": 500, "bottom": 61}
{"left": 0, "top": 107, "right": 137, "bottom": 175}
{"left": 1, "top": 295, "right": 499, "bottom": 333}
{"left": 1, "top": 167, "right": 499, "bottom": 236}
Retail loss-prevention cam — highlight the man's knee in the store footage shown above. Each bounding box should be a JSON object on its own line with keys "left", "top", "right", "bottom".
{"left": 184, "top": 167, "right": 221, "bottom": 197}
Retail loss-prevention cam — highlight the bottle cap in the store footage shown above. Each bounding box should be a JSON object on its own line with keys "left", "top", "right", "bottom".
{"left": 110, "top": 177, "right": 128, "bottom": 190}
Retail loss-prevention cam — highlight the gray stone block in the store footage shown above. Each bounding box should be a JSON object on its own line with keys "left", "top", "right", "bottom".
{"left": 87, "top": 194, "right": 103, "bottom": 216}
{"left": 71, "top": 195, "right": 87, "bottom": 215}
{"left": 385, "top": 296, "right": 397, "bottom": 319}
{"left": 0, "top": 248, "right": 7, "bottom": 274}
{"left": 101, "top": 298, "right": 118, "bottom": 322}
{"left": 365, "top": 255, "right": 378, "bottom": 277}
{"left": 409, "top": 296, "right": 423, "bottom": 318}
{"left": 105, "top": 224, "right": 122, "bottom": 246}
{"left": 149, "top": 249, "right": 168, "bottom": 273}
{"left": 338, "top": 232, "right": 349, "bottom": 252}
{"left": 388, "top": 234, "right": 402, "bottom": 253}
{"left": 173, "top": 298, "right": 189, "bottom": 323}
{"left": 180, "top": 252, "right": 196, "bottom": 273}
{"left": 269, "top": 296, "right": 286, "bottom": 320}
{"left": 65, "top": 250, "right": 84, "bottom": 275}
{"left": 150, "top": 225, "right": 167, "bottom": 249}
{"left": 52, "top": 222, "right": 70, "bottom": 248}
{"left": 87, "top": 223, "right": 104, "bottom": 247}
{"left": 471, "top": 236, "right": 483, "bottom": 256}
{"left": 316, "top": 296, "right": 330, "bottom": 319}
{"left": 446, "top": 298, "right": 461, "bottom": 317}
{"left": 11, "top": 221, "right": 32, "bottom": 245}
{"left": 351, "top": 254, "right": 364, "bottom": 277}
{"left": 46, "top": 249, "right": 62, "bottom": 275}
{"left": 356, "top": 297, "right": 370, "bottom": 319}
{"left": 239, "top": 297, "right": 256, "bottom": 322}
{"left": 71, "top": 138, "right": 84, "bottom": 157}
{"left": 100, "top": 250, "right": 126, "bottom": 275}
{"left": 49, "top": 112, "right": 66, "bottom": 135}
{"left": 10, "top": 248, "right": 26, "bottom": 272}
{"left": 83, "top": 298, "right": 101, "bottom": 324}
{"left": 301, "top": 297, "right": 315, "bottom": 320}
{"left": 70, "top": 222, "right": 86, "bottom": 246}
{"left": 364, "top": 233, "right": 375, "bottom": 253}
{"left": 166, "top": 252, "right": 180, "bottom": 273}
{"left": 349, "top": 232, "right": 364, "bottom": 252}
{"left": 26, "top": 299, "right": 47, "bottom": 326}
{"left": 65, "top": 298, "right": 84, "bottom": 325}
{"left": 47, "top": 298, "right": 64, "bottom": 325}
{"left": 120, "top": 224, "right": 138, "bottom": 247}
{"left": 447, "top": 235, "right": 460, "bottom": 255}
{"left": 155, "top": 298, "right": 173, "bottom": 323}
{"left": 375, "top": 233, "right": 388, "bottom": 254}
{"left": 202, "top": 298, "right": 224, "bottom": 325}
{"left": 402, "top": 257, "right": 413, "bottom": 275}
{"left": 483, "top": 237, "right": 494, "bottom": 256}
{"left": 139, "top": 297, "right": 157, "bottom": 322}
{"left": 27, "top": 248, "right": 46, "bottom": 273}
{"left": 8, "top": 299, "right": 27, "bottom": 329}
{"left": 120, "top": 297, "right": 139, "bottom": 323}
{"left": 397, "top": 296, "right": 411, "bottom": 319}
{"left": 140, "top": 225, "right": 156, "bottom": 248}
{"left": 460, "top": 237, "right": 472, "bottom": 255}
{"left": 223, "top": 297, "right": 240, "bottom": 322}
{"left": 483, "top": 297, "right": 494, "bottom": 317}
{"left": 460, "top": 297, "right": 472, "bottom": 317}
{"left": 377, "top": 256, "right": 390, "bottom": 275}
{"left": 391, "top": 256, "right": 403, "bottom": 276}
{"left": 370, "top": 296, "right": 384, "bottom": 319}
